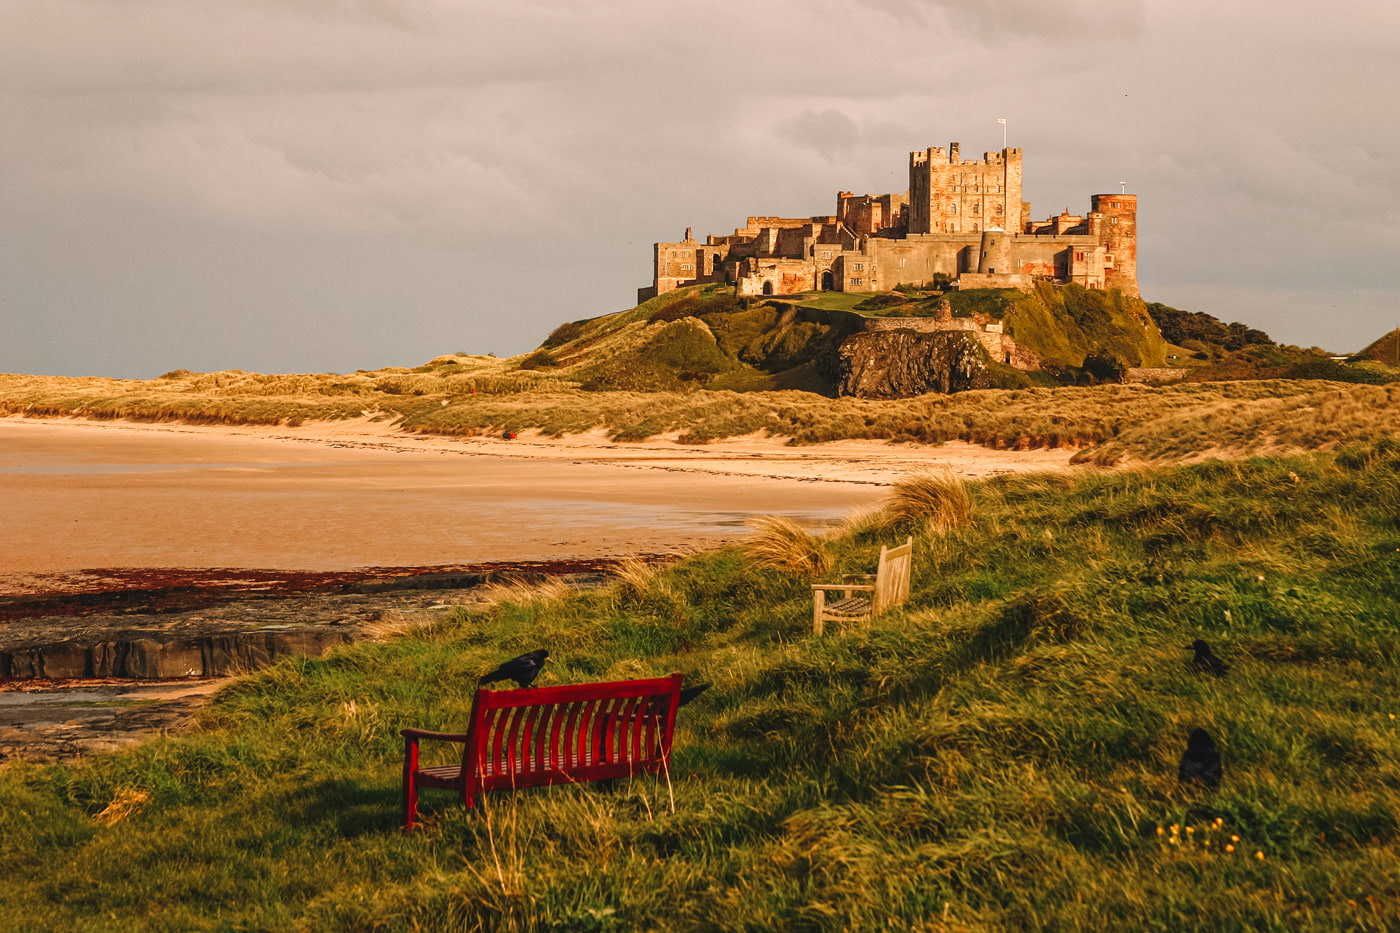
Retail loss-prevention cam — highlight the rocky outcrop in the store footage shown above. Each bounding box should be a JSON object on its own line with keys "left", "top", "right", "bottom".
{"left": 835, "top": 330, "right": 992, "bottom": 398}
{"left": 0, "top": 628, "right": 358, "bottom": 680}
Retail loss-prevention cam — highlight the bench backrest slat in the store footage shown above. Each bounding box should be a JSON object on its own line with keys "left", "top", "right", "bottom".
{"left": 872, "top": 536, "right": 914, "bottom": 615}
{"left": 462, "top": 674, "right": 683, "bottom": 795}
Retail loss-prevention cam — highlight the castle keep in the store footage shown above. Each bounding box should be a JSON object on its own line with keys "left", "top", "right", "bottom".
{"left": 640, "top": 142, "right": 1138, "bottom": 303}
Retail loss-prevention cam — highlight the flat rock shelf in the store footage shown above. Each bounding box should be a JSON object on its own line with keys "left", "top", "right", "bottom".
{"left": 0, "top": 561, "right": 622, "bottom": 762}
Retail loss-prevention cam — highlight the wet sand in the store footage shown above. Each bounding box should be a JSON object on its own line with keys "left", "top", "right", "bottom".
{"left": 0, "top": 415, "right": 1074, "bottom": 596}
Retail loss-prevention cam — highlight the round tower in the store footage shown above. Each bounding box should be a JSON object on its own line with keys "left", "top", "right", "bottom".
{"left": 1090, "top": 194, "right": 1138, "bottom": 297}
{"left": 977, "top": 228, "right": 1012, "bottom": 275}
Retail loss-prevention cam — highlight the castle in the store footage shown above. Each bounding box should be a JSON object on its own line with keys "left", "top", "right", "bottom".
{"left": 639, "top": 142, "right": 1138, "bottom": 303}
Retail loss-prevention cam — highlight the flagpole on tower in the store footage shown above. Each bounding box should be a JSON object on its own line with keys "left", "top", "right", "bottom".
{"left": 997, "top": 119, "right": 1008, "bottom": 229}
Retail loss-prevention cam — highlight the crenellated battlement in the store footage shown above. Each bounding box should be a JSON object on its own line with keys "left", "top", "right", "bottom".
{"left": 640, "top": 138, "right": 1137, "bottom": 303}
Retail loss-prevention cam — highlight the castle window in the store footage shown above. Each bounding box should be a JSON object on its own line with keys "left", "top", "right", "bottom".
{"left": 853, "top": 263, "right": 864, "bottom": 271}
{"left": 996, "top": 204, "right": 1003, "bottom": 214}
{"left": 851, "top": 278, "right": 864, "bottom": 286}
{"left": 972, "top": 204, "right": 980, "bottom": 214}
{"left": 949, "top": 204, "right": 958, "bottom": 214}
{"left": 1111, "top": 217, "right": 1119, "bottom": 224}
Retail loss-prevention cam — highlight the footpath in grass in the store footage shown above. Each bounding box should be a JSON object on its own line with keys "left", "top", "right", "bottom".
{"left": 2, "top": 446, "right": 1399, "bottom": 930}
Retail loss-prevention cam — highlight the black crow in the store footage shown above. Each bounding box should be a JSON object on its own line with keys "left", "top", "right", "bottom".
{"left": 1186, "top": 639, "right": 1229, "bottom": 677}
{"left": 678, "top": 682, "right": 711, "bottom": 708}
{"left": 478, "top": 649, "right": 550, "bottom": 689}
{"left": 1178, "top": 728, "right": 1222, "bottom": 788}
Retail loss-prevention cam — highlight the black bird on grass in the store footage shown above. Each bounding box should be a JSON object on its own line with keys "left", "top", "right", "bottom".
{"left": 478, "top": 649, "right": 550, "bottom": 689}
{"left": 1178, "top": 728, "right": 1222, "bottom": 788}
{"left": 678, "top": 682, "right": 711, "bottom": 708}
{"left": 1186, "top": 638, "right": 1229, "bottom": 677}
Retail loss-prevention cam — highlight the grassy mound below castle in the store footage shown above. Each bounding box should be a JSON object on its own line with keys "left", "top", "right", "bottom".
{"left": 3, "top": 445, "right": 1399, "bottom": 930}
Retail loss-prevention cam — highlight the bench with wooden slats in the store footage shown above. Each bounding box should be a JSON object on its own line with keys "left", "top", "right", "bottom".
{"left": 811, "top": 536, "right": 914, "bottom": 635}
{"left": 400, "top": 673, "right": 683, "bottom": 829}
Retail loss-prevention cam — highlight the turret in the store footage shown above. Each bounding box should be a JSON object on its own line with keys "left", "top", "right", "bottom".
{"left": 1090, "top": 193, "right": 1138, "bottom": 297}
{"left": 977, "top": 228, "right": 1012, "bottom": 274}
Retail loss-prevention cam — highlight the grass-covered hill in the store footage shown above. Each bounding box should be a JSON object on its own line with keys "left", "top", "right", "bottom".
{"left": 1147, "top": 302, "right": 1400, "bottom": 386}
{"left": 529, "top": 283, "right": 1171, "bottom": 393}
{"left": 1355, "top": 328, "right": 1400, "bottom": 367}
{"left": 3, "top": 445, "right": 1399, "bottom": 929}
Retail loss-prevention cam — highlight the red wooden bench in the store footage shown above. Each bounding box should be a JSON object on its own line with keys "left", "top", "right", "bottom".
{"left": 400, "top": 673, "right": 684, "bottom": 829}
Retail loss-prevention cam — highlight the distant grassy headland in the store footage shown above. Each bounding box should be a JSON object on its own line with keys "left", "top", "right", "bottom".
{"left": 3, "top": 446, "right": 1399, "bottom": 929}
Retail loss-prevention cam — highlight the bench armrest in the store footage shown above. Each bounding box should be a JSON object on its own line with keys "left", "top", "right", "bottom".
{"left": 400, "top": 728, "right": 470, "bottom": 743}
{"left": 811, "top": 583, "right": 875, "bottom": 593}
{"left": 841, "top": 574, "right": 877, "bottom": 583}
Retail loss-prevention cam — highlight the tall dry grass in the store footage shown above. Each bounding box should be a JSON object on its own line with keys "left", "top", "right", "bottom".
{"left": 741, "top": 515, "right": 833, "bottom": 578}
{"left": 7, "top": 367, "right": 1400, "bottom": 465}
{"left": 884, "top": 469, "right": 974, "bottom": 531}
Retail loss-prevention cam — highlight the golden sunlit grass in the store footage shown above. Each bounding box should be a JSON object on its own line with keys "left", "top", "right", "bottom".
{"left": 7, "top": 365, "right": 1400, "bottom": 464}
{"left": 884, "top": 468, "right": 973, "bottom": 531}
{"left": 741, "top": 514, "right": 833, "bottom": 578}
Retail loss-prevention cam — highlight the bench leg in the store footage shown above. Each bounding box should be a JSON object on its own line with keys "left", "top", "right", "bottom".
{"left": 813, "top": 591, "right": 825, "bottom": 636}
{"left": 402, "top": 738, "right": 420, "bottom": 830}
{"left": 402, "top": 773, "right": 419, "bottom": 830}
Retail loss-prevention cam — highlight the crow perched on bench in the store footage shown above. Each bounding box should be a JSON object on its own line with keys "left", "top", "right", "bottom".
{"left": 478, "top": 649, "right": 550, "bottom": 688}
{"left": 1178, "top": 728, "right": 1222, "bottom": 788}
{"left": 1186, "top": 639, "right": 1229, "bottom": 677}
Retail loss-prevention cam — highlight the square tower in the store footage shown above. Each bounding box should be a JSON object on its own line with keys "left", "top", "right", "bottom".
{"left": 908, "top": 144, "right": 1023, "bottom": 236}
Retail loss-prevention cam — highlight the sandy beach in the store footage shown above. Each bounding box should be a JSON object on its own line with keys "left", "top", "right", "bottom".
{"left": 1, "top": 415, "right": 1074, "bottom": 595}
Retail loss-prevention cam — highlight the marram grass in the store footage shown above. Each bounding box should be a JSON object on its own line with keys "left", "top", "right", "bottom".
{"left": 741, "top": 514, "right": 834, "bottom": 578}
{"left": 7, "top": 368, "right": 1400, "bottom": 463}
{"left": 2, "top": 447, "right": 1400, "bottom": 930}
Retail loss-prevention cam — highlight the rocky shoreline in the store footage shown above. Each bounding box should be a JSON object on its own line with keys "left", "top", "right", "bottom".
{"left": 0, "top": 560, "right": 626, "bottom": 763}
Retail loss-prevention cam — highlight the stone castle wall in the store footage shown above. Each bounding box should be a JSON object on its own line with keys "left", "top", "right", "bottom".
{"left": 641, "top": 139, "right": 1139, "bottom": 304}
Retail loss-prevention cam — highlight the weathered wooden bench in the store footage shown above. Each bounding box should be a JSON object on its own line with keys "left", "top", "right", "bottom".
{"left": 811, "top": 536, "right": 914, "bottom": 635}
{"left": 400, "top": 673, "right": 684, "bottom": 829}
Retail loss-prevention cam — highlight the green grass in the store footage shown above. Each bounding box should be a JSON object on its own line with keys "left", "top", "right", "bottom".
{"left": 3, "top": 446, "right": 1400, "bottom": 929}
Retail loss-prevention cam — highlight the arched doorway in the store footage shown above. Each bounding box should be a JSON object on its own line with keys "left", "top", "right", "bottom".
{"left": 762, "top": 281, "right": 774, "bottom": 296}
{"left": 820, "top": 270, "right": 834, "bottom": 291}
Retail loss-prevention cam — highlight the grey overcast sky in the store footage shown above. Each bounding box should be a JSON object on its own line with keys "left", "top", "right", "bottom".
{"left": 3, "top": 0, "right": 1398, "bottom": 378}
